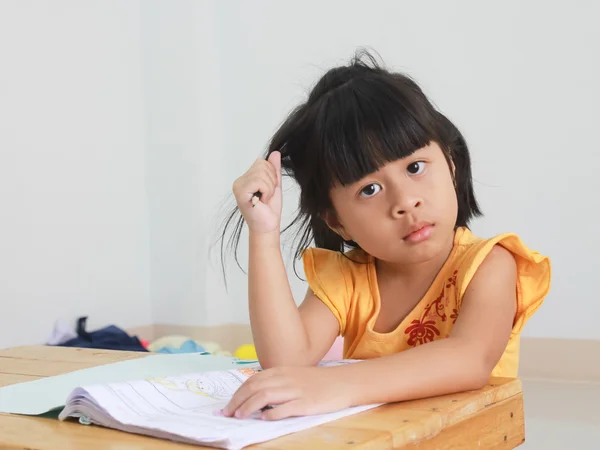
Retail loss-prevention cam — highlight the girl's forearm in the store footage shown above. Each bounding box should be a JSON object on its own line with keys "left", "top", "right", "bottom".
{"left": 248, "top": 231, "right": 310, "bottom": 368}
{"left": 334, "top": 337, "right": 490, "bottom": 406}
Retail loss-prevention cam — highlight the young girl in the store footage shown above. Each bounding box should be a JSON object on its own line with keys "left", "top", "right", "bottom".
{"left": 220, "top": 51, "right": 551, "bottom": 421}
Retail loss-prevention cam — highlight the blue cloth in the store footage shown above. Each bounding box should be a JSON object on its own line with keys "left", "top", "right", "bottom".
{"left": 155, "top": 339, "right": 207, "bottom": 354}
{"left": 58, "top": 317, "right": 148, "bottom": 352}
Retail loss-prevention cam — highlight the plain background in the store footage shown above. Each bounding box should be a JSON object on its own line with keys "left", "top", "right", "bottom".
{"left": 1, "top": 0, "right": 598, "bottom": 348}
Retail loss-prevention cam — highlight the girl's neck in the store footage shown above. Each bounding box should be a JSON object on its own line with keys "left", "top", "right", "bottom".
{"left": 374, "top": 231, "right": 455, "bottom": 287}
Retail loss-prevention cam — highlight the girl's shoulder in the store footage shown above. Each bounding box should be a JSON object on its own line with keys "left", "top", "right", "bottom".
{"left": 452, "top": 226, "right": 549, "bottom": 271}
{"left": 301, "top": 246, "right": 374, "bottom": 299}
{"left": 301, "top": 246, "right": 370, "bottom": 278}
{"left": 453, "top": 227, "right": 551, "bottom": 334}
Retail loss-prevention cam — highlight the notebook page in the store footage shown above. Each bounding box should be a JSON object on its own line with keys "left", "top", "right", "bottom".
{"left": 60, "top": 364, "right": 380, "bottom": 449}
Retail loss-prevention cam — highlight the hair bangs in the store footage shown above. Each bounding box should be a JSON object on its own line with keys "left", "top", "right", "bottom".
{"left": 311, "top": 76, "right": 435, "bottom": 189}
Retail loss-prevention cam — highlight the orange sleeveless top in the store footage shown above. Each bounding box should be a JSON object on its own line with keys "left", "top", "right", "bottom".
{"left": 302, "top": 227, "right": 551, "bottom": 377}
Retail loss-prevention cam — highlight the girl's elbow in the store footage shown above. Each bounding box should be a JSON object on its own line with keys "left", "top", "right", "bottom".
{"left": 468, "top": 357, "right": 495, "bottom": 390}
{"left": 455, "top": 349, "right": 493, "bottom": 390}
{"left": 458, "top": 342, "right": 498, "bottom": 389}
{"left": 257, "top": 358, "right": 276, "bottom": 370}
{"left": 471, "top": 370, "right": 491, "bottom": 390}
{"left": 255, "top": 350, "right": 279, "bottom": 369}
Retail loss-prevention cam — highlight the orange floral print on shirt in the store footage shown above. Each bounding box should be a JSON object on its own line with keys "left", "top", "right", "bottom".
{"left": 404, "top": 270, "right": 459, "bottom": 346}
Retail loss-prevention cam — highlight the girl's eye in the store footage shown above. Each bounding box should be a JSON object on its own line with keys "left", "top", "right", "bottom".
{"left": 359, "top": 183, "right": 382, "bottom": 198}
{"left": 407, "top": 161, "right": 426, "bottom": 175}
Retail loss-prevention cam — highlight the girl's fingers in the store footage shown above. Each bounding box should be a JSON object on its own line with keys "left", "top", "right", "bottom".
{"left": 233, "top": 387, "right": 301, "bottom": 420}
{"left": 250, "top": 159, "right": 277, "bottom": 188}
{"left": 234, "top": 173, "right": 274, "bottom": 205}
{"left": 255, "top": 174, "right": 275, "bottom": 202}
{"left": 235, "top": 177, "right": 270, "bottom": 204}
{"left": 223, "top": 370, "right": 287, "bottom": 417}
{"left": 264, "top": 159, "right": 279, "bottom": 188}
{"left": 222, "top": 377, "right": 261, "bottom": 417}
{"left": 236, "top": 154, "right": 280, "bottom": 208}
{"left": 267, "top": 151, "right": 282, "bottom": 186}
{"left": 261, "top": 399, "right": 307, "bottom": 421}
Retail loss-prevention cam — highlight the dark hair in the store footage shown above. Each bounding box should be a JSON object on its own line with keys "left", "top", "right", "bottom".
{"left": 219, "top": 50, "right": 481, "bottom": 276}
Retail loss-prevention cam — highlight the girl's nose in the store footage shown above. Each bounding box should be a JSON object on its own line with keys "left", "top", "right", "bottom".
{"left": 391, "top": 193, "right": 422, "bottom": 218}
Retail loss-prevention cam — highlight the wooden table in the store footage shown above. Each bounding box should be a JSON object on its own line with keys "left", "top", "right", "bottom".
{"left": 0, "top": 346, "right": 525, "bottom": 449}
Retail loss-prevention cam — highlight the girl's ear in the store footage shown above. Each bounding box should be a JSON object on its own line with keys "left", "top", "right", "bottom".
{"left": 323, "top": 210, "right": 352, "bottom": 241}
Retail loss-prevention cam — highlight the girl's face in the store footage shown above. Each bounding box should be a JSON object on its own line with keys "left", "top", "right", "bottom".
{"left": 327, "top": 142, "right": 458, "bottom": 265}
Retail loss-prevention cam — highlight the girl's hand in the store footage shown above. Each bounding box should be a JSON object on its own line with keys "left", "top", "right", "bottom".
{"left": 232, "top": 151, "right": 283, "bottom": 235}
{"left": 222, "top": 366, "right": 352, "bottom": 421}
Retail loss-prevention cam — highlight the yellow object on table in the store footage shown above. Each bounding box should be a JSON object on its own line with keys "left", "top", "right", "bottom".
{"left": 0, "top": 346, "right": 527, "bottom": 449}
{"left": 234, "top": 344, "right": 258, "bottom": 360}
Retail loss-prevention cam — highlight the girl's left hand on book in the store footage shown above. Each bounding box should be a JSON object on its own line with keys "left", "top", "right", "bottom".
{"left": 222, "top": 366, "right": 351, "bottom": 420}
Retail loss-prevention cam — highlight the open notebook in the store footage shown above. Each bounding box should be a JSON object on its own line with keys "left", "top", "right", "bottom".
{"left": 58, "top": 360, "right": 381, "bottom": 450}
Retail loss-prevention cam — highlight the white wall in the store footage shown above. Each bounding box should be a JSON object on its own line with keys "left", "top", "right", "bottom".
{"left": 202, "top": 0, "right": 600, "bottom": 339}
{"left": 1, "top": 1, "right": 598, "bottom": 348}
{"left": 0, "top": 1, "right": 151, "bottom": 348}
{"left": 140, "top": 0, "right": 234, "bottom": 327}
